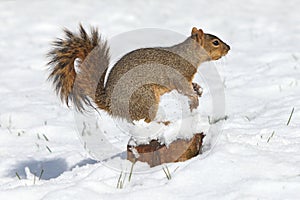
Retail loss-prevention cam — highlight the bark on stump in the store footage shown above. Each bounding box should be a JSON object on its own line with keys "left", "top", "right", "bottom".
{"left": 127, "top": 133, "right": 204, "bottom": 167}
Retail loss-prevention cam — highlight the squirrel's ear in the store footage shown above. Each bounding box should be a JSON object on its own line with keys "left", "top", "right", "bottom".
{"left": 191, "top": 27, "right": 198, "bottom": 35}
{"left": 191, "top": 27, "right": 204, "bottom": 46}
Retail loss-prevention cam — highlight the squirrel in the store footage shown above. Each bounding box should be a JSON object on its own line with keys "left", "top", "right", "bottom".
{"left": 47, "top": 25, "right": 230, "bottom": 123}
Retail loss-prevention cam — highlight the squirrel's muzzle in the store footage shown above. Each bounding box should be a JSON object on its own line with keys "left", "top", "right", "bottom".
{"left": 223, "top": 43, "right": 230, "bottom": 56}
{"left": 226, "top": 44, "right": 230, "bottom": 51}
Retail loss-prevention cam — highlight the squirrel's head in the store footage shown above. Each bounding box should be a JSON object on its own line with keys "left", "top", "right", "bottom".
{"left": 191, "top": 27, "right": 230, "bottom": 60}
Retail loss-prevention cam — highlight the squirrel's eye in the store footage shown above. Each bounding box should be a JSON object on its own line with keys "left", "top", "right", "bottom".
{"left": 212, "top": 40, "right": 219, "bottom": 46}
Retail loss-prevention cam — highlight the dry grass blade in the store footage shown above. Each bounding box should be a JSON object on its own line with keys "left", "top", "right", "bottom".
{"left": 39, "top": 169, "right": 44, "bottom": 180}
{"left": 15, "top": 172, "right": 21, "bottom": 180}
{"left": 163, "top": 166, "right": 171, "bottom": 180}
{"left": 286, "top": 107, "right": 295, "bottom": 126}
{"left": 267, "top": 131, "right": 275, "bottom": 143}
{"left": 128, "top": 161, "right": 135, "bottom": 182}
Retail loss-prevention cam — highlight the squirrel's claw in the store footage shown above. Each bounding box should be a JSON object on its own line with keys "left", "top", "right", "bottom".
{"left": 189, "top": 94, "right": 199, "bottom": 111}
{"left": 192, "top": 82, "right": 203, "bottom": 97}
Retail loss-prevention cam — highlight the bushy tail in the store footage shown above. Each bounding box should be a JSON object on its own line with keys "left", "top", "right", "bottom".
{"left": 47, "top": 24, "right": 110, "bottom": 112}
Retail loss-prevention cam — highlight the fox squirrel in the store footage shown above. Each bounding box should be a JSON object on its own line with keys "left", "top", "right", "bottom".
{"left": 47, "top": 25, "right": 230, "bottom": 123}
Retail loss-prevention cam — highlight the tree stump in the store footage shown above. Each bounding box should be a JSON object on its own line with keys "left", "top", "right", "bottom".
{"left": 127, "top": 133, "right": 205, "bottom": 167}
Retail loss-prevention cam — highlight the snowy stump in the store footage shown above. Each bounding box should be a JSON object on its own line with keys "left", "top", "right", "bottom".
{"left": 127, "top": 133, "right": 204, "bottom": 167}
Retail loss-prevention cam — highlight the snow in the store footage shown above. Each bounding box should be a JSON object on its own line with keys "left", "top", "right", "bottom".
{"left": 108, "top": 91, "right": 206, "bottom": 146}
{"left": 1, "top": 0, "right": 300, "bottom": 199}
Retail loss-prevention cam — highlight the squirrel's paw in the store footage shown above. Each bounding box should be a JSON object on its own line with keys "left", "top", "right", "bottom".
{"left": 192, "top": 82, "right": 203, "bottom": 97}
{"left": 189, "top": 94, "right": 199, "bottom": 111}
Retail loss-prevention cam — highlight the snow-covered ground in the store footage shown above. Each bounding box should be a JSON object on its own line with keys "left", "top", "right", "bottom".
{"left": 1, "top": 0, "right": 300, "bottom": 199}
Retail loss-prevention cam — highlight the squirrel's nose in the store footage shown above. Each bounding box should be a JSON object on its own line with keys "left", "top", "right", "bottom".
{"left": 226, "top": 44, "right": 230, "bottom": 51}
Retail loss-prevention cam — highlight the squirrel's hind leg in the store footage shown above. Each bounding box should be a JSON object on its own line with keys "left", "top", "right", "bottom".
{"left": 129, "top": 85, "right": 159, "bottom": 123}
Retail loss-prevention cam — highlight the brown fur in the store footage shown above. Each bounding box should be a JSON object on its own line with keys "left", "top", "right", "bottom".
{"left": 47, "top": 24, "right": 109, "bottom": 111}
{"left": 47, "top": 25, "right": 230, "bottom": 122}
